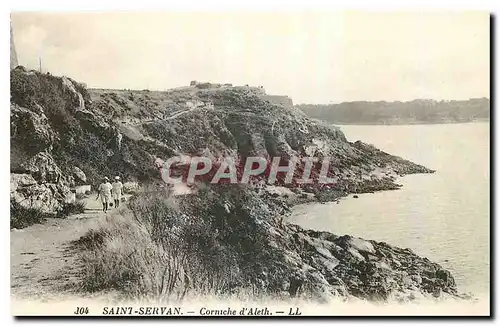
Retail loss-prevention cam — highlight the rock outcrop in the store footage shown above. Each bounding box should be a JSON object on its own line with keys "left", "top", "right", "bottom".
{"left": 10, "top": 173, "right": 66, "bottom": 214}
{"left": 10, "top": 23, "right": 18, "bottom": 70}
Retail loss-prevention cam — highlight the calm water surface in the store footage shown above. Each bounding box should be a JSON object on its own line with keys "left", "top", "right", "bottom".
{"left": 289, "top": 123, "right": 490, "bottom": 296}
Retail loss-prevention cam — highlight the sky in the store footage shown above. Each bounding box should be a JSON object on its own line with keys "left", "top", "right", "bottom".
{"left": 11, "top": 11, "right": 490, "bottom": 104}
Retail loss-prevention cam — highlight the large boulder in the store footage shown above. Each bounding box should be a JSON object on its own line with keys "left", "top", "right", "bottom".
{"left": 10, "top": 173, "right": 37, "bottom": 190}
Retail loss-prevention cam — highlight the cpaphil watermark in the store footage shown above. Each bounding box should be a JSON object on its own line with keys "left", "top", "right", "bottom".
{"left": 155, "top": 155, "right": 339, "bottom": 186}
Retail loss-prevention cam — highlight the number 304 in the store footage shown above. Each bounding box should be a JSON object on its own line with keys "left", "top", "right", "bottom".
{"left": 74, "top": 307, "right": 89, "bottom": 315}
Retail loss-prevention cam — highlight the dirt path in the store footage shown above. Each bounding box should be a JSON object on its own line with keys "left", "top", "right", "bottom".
{"left": 10, "top": 196, "right": 112, "bottom": 300}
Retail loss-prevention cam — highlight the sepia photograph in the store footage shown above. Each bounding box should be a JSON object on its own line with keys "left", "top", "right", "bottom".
{"left": 9, "top": 8, "right": 491, "bottom": 317}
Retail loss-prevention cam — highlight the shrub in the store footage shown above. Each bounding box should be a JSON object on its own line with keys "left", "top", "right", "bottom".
{"left": 131, "top": 191, "right": 242, "bottom": 295}
{"left": 57, "top": 201, "right": 86, "bottom": 218}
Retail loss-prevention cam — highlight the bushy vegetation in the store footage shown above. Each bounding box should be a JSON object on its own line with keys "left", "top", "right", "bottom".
{"left": 10, "top": 199, "right": 87, "bottom": 229}
{"left": 10, "top": 199, "right": 54, "bottom": 229}
{"left": 57, "top": 201, "right": 86, "bottom": 218}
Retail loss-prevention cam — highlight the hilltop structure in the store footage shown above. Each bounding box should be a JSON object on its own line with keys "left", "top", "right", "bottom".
{"left": 189, "top": 81, "right": 294, "bottom": 108}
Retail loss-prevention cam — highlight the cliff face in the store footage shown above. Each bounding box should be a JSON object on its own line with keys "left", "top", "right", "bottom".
{"left": 298, "top": 98, "right": 490, "bottom": 125}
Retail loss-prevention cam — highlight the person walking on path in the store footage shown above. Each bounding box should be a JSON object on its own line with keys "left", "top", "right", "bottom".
{"left": 112, "top": 176, "right": 124, "bottom": 208}
{"left": 97, "top": 177, "right": 112, "bottom": 213}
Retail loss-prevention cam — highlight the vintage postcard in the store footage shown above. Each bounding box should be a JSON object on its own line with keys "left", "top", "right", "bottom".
{"left": 10, "top": 10, "right": 490, "bottom": 317}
